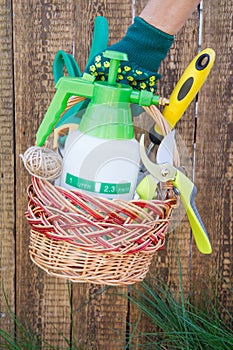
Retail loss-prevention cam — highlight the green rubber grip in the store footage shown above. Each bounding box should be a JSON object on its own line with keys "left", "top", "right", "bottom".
{"left": 173, "top": 170, "right": 212, "bottom": 254}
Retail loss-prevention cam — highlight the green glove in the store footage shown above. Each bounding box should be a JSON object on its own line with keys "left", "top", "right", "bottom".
{"left": 85, "top": 17, "right": 174, "bottom": 92}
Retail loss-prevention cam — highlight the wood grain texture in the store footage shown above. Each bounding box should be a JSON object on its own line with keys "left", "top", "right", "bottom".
{"left": 0, "top": 0, "right": 232, "bottom": 347}
{"left": 136, "top": 2, "right": 200, "bottom": 294}
{"left": 72, "top": 285, "right": 128, "bottom": 349}
{"left": 13, "top": 1, "right": 75, "bottom": 346}
{"left": 0, "top": 0, "right": 15, "bottom": 333}
{"left": 192, "top": 0, "right": 233, "bottom": 319}
{"left": 73, "top": 0, "right": 132, "bottom": 71}
{"left": 129, "top": 4, "right": 200, "bottom": 347}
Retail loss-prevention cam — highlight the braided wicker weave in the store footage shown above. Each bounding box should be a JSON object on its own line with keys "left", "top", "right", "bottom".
{"left": 26, "top": 176, "right": 177, "bottom": 285}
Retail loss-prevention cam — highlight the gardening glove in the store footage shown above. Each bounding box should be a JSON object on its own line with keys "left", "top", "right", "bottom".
{"left": 85, "top": 16, "right": 174, "bottom": 93}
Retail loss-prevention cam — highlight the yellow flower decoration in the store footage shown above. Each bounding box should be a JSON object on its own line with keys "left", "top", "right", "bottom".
{"left": 90, "top": 65, "right": 96, "bottom": 72}
{"left": 135, "top": 69, "right": 143, "bottom": 75}
{"left": 118, "top": 67, "right": 122, "bottom": 73}
{"left": 140, "top": 82, "right": 147, "bottom": 89}
{"left": 95, "top": 62, "right": 101, "bottom": 68}
{"left": 149, "top": 75, "right": 156, "bottom": 82}
{"left": 124, "top": 66, "right": 131, "bottom": 72}
{"left": 117, "top": 74, "right": 124, "bottom": 80}
{"left": 104, "top": 61, "right": 110, "bottom": 68}
{"left": 127, "top": 76, "right": 134, "bottom": 82}
{"left": 131, "top": 80, "right": 137, "bottom": 86}
{"left": 100, "top": 76, "right": 105, "bottom": 81}
{"left": 95, "top": 55, "right": 101, "bottom": 63}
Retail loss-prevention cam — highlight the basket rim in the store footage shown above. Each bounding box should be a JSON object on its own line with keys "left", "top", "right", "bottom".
{"left": 25, "top": 176, "right": 177, "bottom": 254}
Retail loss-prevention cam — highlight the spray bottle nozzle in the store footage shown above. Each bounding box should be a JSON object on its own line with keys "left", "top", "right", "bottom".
{"left": 103, "top": 50, "right": 128, "bottom": 85}
{"left": 36, "top": 50, "right": 165, "bottom": 147}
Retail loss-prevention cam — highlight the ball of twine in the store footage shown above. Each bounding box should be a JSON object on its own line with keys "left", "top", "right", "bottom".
{"left": 20, "top": 146, "right": 62, "bottom": 181}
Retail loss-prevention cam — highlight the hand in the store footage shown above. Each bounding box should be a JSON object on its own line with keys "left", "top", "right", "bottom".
{"left": 85, "top": 17, "right": 174, "bottom": 93}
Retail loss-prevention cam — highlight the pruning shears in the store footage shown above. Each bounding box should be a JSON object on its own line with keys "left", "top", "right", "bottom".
{"left": 136, "top": 48, "right": 216, "bottom": 201}
{"left": 140, "top": 133, "right": 212, "bottom": 254}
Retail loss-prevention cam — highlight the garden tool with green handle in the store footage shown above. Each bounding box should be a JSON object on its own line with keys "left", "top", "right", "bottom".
{"left": 53, "top": 50, "right": 82, "bottom": 84}
{"left": 140, "top": 132, "right": 212, "bottom": 254}
{"left": 86, "top": 16, "right": 109, "bottom": 66}
{"left": 53, "top": 16, "right": 108, "bottom": 84}
{"left": 52, "top": 16, "right": 109, "bottom": 132}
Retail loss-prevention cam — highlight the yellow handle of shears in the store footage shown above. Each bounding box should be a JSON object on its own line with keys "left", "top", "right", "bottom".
{"left": 155, "top": 48, "right": 215, "bottom": 135}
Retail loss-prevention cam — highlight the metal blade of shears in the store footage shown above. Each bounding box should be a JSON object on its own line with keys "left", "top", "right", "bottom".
{"left": 156, "top": 130, "right": 176, "bottom": 165}
{"left": 140, "top": 134, "right": 212, "bottom": 254}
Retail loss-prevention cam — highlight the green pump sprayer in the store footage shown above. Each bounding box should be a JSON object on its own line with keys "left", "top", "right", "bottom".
{"left": 36, "top": 50, "right": 164, "bottom": 200}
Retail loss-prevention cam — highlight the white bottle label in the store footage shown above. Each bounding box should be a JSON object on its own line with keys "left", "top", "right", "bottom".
{"left": 65, "top": 173, "right": 131, "bottom": 195}
{"left": 61, "top": 131, "right": 140, "bottom": 200}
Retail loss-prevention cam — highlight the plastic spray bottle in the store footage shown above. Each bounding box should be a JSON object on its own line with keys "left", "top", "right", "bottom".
{"left": 36, "top": 51, "right": 162, "bottom": 200}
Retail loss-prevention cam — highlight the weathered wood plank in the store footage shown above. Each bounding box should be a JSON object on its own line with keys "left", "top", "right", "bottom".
{"left": 0, "top": 0, "right": 15, "bottom": 333}
{"left": 134, "top": 2, "right": 200, "bottom": 293}
{"left": 13, "top": 1, "right": 76, "bottom": 346}
{"left": 1, "top": 0, "right": 230, "bottom": 348}
{"left": 192, "top": 0, "right": 233, "bottom": 318}
{"left": 71, "top": 1, "right": 132, "bottom": 348}
{"left": 72, "top": 285, "right": 128, "bottom": 349}
{"left": 129, "top": 3, "right": 200, "bottom": 346}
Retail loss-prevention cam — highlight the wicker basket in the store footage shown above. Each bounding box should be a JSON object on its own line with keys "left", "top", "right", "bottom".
{"left": 24, "top": 102, "right": 180, "bottom": 285}
{"left": 26, "top": 176, "right": 177, "bottom": 285}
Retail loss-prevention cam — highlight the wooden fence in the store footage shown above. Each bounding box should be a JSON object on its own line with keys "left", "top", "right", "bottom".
{"left": 0, "top": 0, "right": 232, "bottom": 348}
